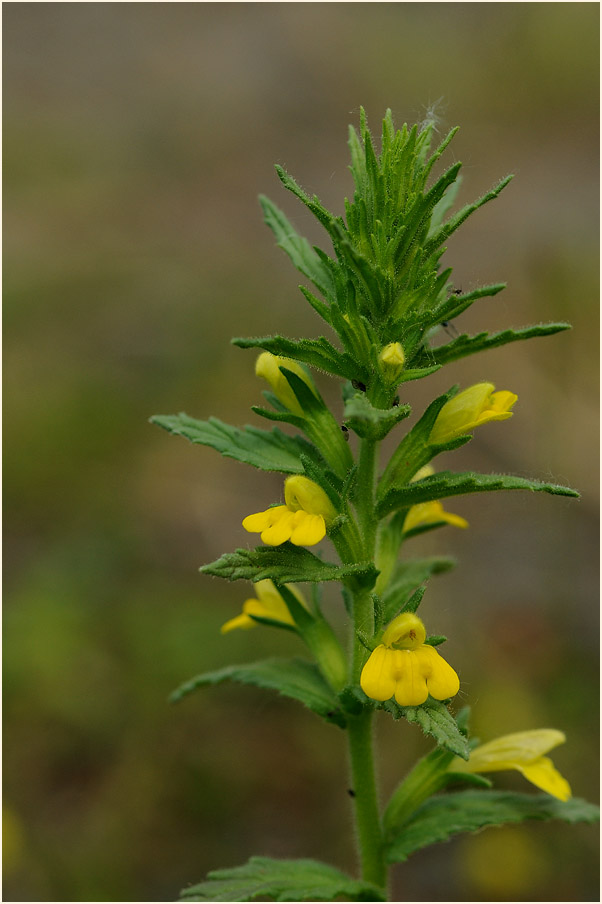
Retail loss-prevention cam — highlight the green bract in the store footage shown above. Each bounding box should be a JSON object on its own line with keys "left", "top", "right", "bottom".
{"left": 152, "top": 108, "right": 596, "bottom": 902}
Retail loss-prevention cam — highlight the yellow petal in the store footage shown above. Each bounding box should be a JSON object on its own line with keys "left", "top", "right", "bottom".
{"left": 404, "top": 500, "right": 468, "bottom": 533}
{"left": 381, "top": 612, "right": 426, "bottom": 649}
{"left": 243, "top": 596, "right": 294, "bottom": 626}
{"left": 255, "top": 352, "right": 316, "bottom": 415}
{"left": 284, "top": 476, "right": 337, "bottom": 523}
{"left": 430, "top": 383, "right": 496, "bottom": 444}
{"left": 290, "top": 511, "right": 326, "bottom": 546}
{"left": 360, "top": 645, "right": 397, "bottom": 701}
{"left": 429, "top": 383, "right": 516, "bottom": 445}
{"left": 242, "top": 506, "right": 288, "bottom": 533}
{"left": 490, "top": 390, "right": 518, "bottom": 415}
{"left": 518, "top": 756, "right": 572, "bottom": 802}
{"left": 261, "top": 508, "right": 296, "bottom": 545}
{"left": 393, "top": 650, "right": 429, "bottom": 706}
{"left": 465, "top": 729, "right": 567, "bottom": 771}
{"left": 418, "top": 644, "right": 460, "bottom": 700}
{"left": 220, "top": 612, "right": 256, "bottom": 633}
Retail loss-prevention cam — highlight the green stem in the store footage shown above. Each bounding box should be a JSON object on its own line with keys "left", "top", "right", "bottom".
{"left": 346, "top": 435, "right": 388, "bottom": 892}
{"left": 356, "top": 438, "right": 378, "bottom": 555}
{"left": 347, "top": 711, "right": 387, "bottom": 890}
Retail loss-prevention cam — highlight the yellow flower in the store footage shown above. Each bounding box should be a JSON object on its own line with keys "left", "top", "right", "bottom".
{"left": 243, "top": 475, "right": 337, "bottom": 546}
{"left": 255, "top": 352, "right": 318, "bottom": 415}
{"left": 404, "top": 501, "right": 469, "bottom": 533}
{"left": 450, "top": 729, "right": 571, "bottom": 801}
{"left": 404, "top": 465, "right": 468, "bottom": 532}
{"left": 360, "top": 612, "right": 460, "bottom": 707}
{"left": 221, "top": 579, "right": 306, "bottom": 633}
{"left": 429, "top": 382, "right": 517, "bottom": 445}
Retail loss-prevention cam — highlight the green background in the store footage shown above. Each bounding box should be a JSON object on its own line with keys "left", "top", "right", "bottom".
{"left": 4, "top": 3, "right": 599, "bottom": 901}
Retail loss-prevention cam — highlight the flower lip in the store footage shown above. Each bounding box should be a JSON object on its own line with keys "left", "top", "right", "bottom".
{"left": 450, "top": 729, "right": 571, "bottom": 802}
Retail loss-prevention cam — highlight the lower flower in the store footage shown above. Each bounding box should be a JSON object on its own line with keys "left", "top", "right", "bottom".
{"left": 449, "top": 729, "right": 572, "bottom": 801}
{"left": 360, "top": 612, "right": 460, "bottom": 707}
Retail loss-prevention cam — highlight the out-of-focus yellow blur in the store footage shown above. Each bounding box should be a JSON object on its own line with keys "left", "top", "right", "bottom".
{"left": 4, "top": 4, "right": 598, "bottom": 901}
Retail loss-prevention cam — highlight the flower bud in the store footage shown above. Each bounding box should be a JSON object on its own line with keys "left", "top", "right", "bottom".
{"left": 255, "top": 352, "right": 317, "bottom": 415}
{"left": 429, "top": 382, "right": 517, "bottom": 445}
{"left": 378, "top": 342, "right": 406, "bottom": 384}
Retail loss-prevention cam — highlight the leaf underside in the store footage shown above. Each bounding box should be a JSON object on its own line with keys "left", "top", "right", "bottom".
{"left": 170, "top": 657, "right": 346, "bottom": 727}
{"left": 150, "top": 413, "right": 318, "bottom": 474}
{"left": 382, "top": 698, "right": 470, "bottom": 759}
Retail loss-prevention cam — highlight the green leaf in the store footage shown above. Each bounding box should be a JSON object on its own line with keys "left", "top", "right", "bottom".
{"left": 377, "top": 470, "right": 579, "bottom": 518}
{"left": 424, "top": 174, "right": 513, "bottom": 259}
{"left": 398, "top": 363, "right": 442, "bottom": 384}
{"left": 232, "top": 335, "right": 367, "bottom": 384}
{"left": 421, "top": 322, "right": 572, "bottom": 367}
{"left": 180, "top": 855, "right": 386, "bottom": 902}
{"left": 259, "top": 195, "right": 334, "bottom": 298}
{"left": 343, "top": 392, "right": 411, "bottom": 440}
{"left": 382, "top": 699, "right": 470, "bottom": 759}
{"left": 385, "top": 791, "right": 600, "bottom": 864}
{"left": 431, "top": 282, "right": 507, "bottom": 324}
{"left": 201, "top": 545, "right": 377, "bottom": 586}
{"left": 170, "top": 658, "right": 346, "bottom": 727}
{"left": 381, "top": 556, "right": 456, "bottom": 624}
{"left": 150, "top": 413, "right": 317, "bottom": 474}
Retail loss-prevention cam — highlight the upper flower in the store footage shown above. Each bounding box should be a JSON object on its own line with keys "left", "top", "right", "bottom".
{"left": 429, "top": 382, "right": 517, "bottom": 445}
{"left": 255, "top": 352, "right": 318, "bottom": 415}
{"left": 221, "top": 579, "right": 306, "bottom": 633}
{"left": 360, "top": 612, "right": 460, "bottom": 707}
{"left": 450, "top": 729, "right": 571, "bottom": 801}
{"left": 242, "top": 475, "right": 337, "bottom": 546}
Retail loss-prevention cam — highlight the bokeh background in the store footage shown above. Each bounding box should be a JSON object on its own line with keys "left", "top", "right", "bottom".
{"left": 3, "top": 3, "right": 599, "bottom": 902}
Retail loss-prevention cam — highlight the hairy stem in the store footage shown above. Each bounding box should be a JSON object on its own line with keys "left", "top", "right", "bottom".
{"left": 347, "top": 435, "right": 388, "bottom": 891}
{"left": 347, "top": 711, "right": 387, "bottom": 890}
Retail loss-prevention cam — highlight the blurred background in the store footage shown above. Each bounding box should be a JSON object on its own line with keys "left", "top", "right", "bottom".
{"left": 3, "top": 3, "right": 599, "bottom": 901}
